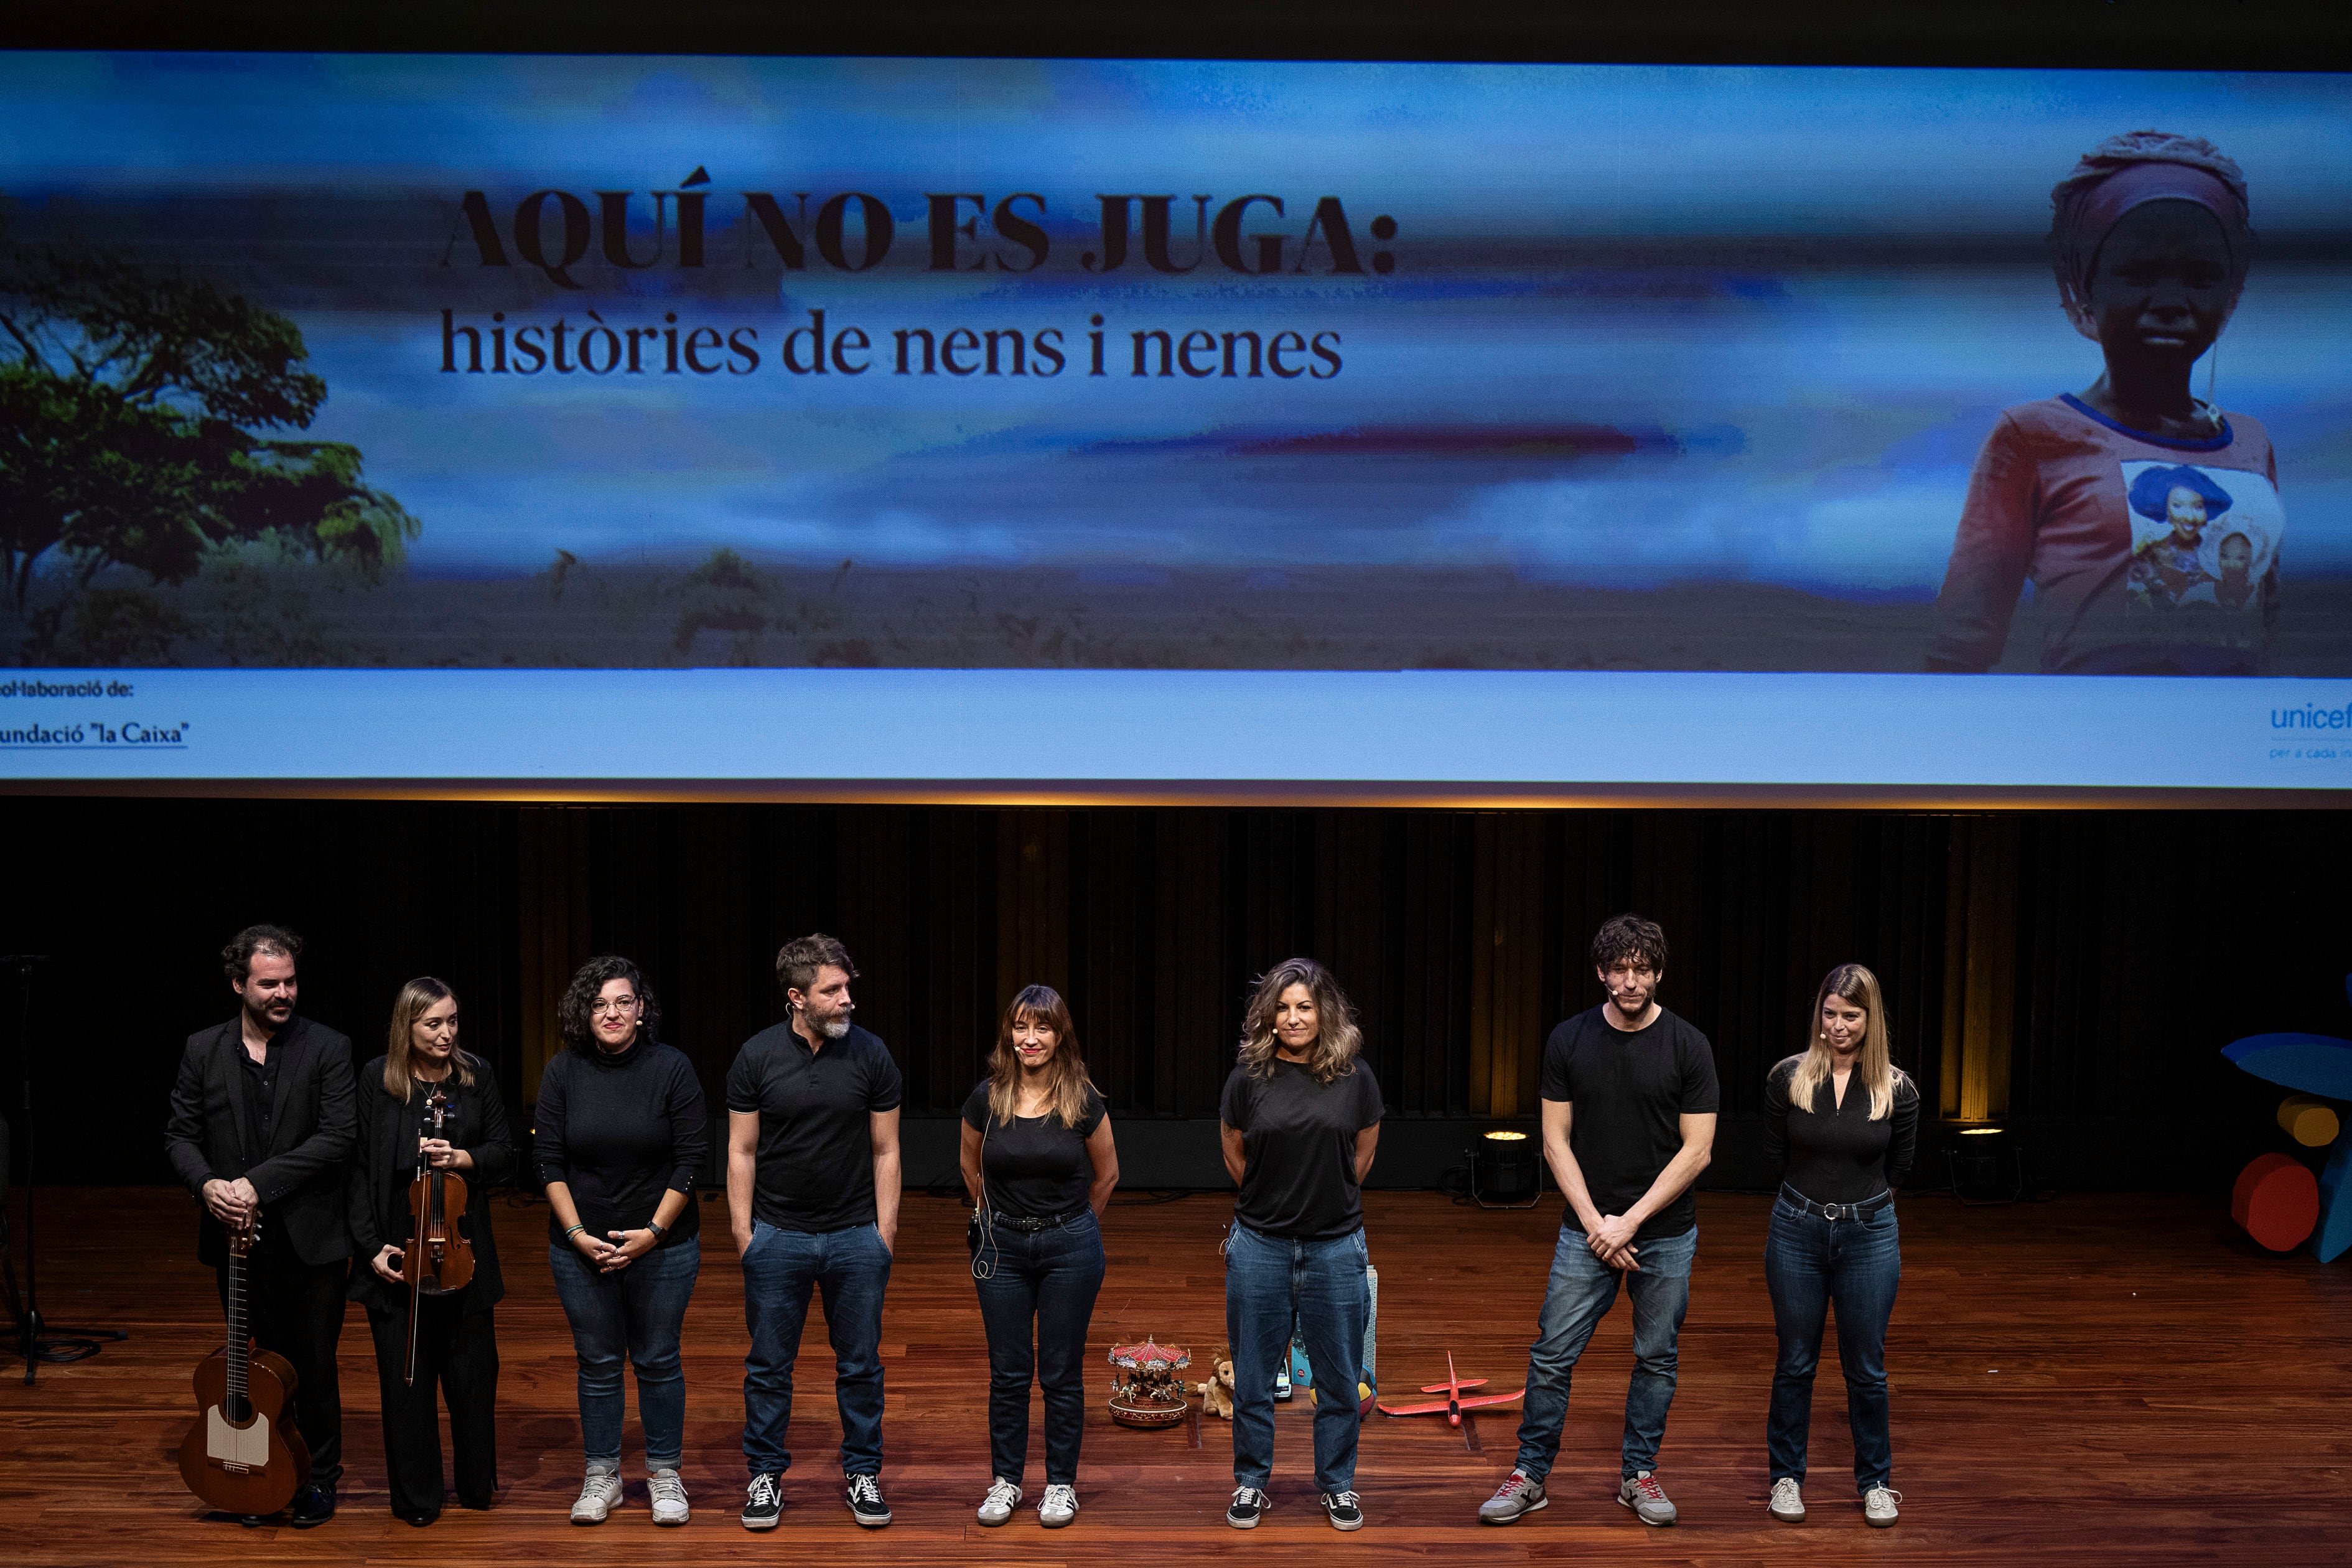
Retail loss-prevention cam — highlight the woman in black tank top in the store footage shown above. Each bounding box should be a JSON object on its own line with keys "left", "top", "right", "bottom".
{"left": 1760, "top": 963, "right": 1918, "bottom": 1531}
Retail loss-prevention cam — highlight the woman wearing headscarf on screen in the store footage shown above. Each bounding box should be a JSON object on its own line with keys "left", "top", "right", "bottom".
{"left": 1927, "top": 131, "right": 2284, "bottom": 676}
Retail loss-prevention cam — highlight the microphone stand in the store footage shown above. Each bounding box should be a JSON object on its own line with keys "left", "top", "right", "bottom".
{"left": 2, "top": 955, "right": 128, "bottom": 1384}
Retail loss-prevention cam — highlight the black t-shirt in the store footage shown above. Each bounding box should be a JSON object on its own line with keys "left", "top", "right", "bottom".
{"left": 532, "top": 1039, "right": 707, "bottom": 1248}
{"left": 1219, "top": 1057, "right": 1384, "bottom": 1242}
{"left": 1540, "top": 1005, "right": 1720, "bottom": 1243}
{"left": 1763, "top": 1056, "right": 1921, "bottom": 1205}
{"left": 960, "top": 1081, "right": 1108, "bottom": 1219}
{"left": 726, "top": 1021, "right": 904, "bottom": 1233}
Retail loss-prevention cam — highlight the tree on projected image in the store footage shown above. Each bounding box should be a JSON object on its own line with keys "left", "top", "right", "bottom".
{"left": 0, "top": 235, "right": 418, "bottom": 662}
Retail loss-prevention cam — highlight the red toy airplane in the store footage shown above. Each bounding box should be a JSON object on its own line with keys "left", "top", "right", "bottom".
{"left": 1374, "top": 1353, "right": 1525, "bottom": 1427}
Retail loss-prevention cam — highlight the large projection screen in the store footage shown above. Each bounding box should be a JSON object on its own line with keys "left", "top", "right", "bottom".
{"left": 2, "top": 56, "right": 2348, "bottom": 800}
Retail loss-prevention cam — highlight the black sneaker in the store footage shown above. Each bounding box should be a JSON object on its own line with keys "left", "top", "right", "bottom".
{"left": 1226, "top": 1486, "right": 1270, "bottom": 1529}
{"left": 846, "top": 1473, "right": 892, "bottom": 1528}
{"left": 1322, "top": 1490, "right": 1365, "bottom": 1531}
{"left": 742, "top": 1472, "right": 782, "bottom": 1531}
{"left": 289, "top": 1485, "right": 336, "bottom": 1529}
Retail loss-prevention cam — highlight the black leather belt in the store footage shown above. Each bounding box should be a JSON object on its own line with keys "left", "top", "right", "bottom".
{"left": 1779, "top": 1185, "right": 1893, "bottom": 1222}
{"left": 991, "top": 1207, "right": 1082, "bottom": 1232}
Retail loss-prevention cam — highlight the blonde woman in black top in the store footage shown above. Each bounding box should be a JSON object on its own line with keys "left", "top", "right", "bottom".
{"left": 347, "top": 978, "right": 513, "bottom": 1526}
{"left": 1761, "top": 963, "right": 1919, "bottom": 1531}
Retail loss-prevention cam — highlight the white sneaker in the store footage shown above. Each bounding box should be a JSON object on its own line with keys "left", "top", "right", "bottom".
{"left": 649, "top": 1468, "right": 690, "bottom": 1526}
{"left": 1768, "top": 1477, "right": 1805, "bottom": 1522}
{"left": 977, "top": 1478, "right": 1022, "bottom": 1526}
{"left": 1038, "top": 1483, "right": 1078, "bottom": 1528}
{"left": 1864, "top": 1486, "right": 1902, "bottom": 1528}
{"left": 571, "top": 1465, "right": 622, "bottom": 1524}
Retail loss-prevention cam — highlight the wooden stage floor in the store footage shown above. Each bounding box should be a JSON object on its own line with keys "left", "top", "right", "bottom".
{"left": 4, "top": 1186, "right": 2346, "bottom": 1565}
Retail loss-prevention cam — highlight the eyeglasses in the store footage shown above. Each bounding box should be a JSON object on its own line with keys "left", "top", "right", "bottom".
{"left": 589, "top": 996, "right": 640, "bottom": 1017}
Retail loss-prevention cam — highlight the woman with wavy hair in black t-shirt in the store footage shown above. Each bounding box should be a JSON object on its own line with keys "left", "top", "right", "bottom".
{"left": 1217, "top": 957, "right": 1384, "bottom": 1534}
{"left": 1762, "top": 963, "right": 1919, "bottom": 1532}
{"left": 958, "top": 985, "right": 1118, "bottom": 1531}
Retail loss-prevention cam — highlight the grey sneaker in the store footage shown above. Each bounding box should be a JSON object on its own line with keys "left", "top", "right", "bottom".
{"left": 1479, "top": 1470, "right": 1548, "bottom": 1524}
{"left": 648, "top": 1468, "right": 689, "bottom": 1526}
{"left": 570, "top": 1464, "right": 622, "bottom": 1525}
{"left": 1038, "top": 1483, "right": 1078, "bottom": 1528}
{"left": 1864, "top": 1486, "right": 1902, "bottom": 1527}
{"left": 977, "top": 1478, "right": 1022, "bottom": 1527}
{"left": 1618, "top": 1470, "right": 1677, "bottom": 1526}
{"left": 1769, "top": 1477, "right": 1805, "bottom": 1522}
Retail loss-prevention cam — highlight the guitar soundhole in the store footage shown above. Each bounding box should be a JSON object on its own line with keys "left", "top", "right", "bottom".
{"left": 225, "top": 1392, "right": 252, "bottom": 1424}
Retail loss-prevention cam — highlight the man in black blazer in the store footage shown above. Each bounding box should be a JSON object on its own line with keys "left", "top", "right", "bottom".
{"left": 164, "top": 925, "right": 355, "bottom": 1527}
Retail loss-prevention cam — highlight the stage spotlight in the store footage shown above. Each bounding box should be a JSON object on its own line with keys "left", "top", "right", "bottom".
{"left": 1948, "top": 1124, "right": 2027, "bottom": 1205}
{"left": 1470, "top": 1128, "right": 1541, "bottom": 1208}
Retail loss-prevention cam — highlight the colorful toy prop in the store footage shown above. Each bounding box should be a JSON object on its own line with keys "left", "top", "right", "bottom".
{"left": 2221, "top": 978, "right": 2352, "bottom": 1263}
{"left": 1107, "top": 1339, "right": 1190, "bottom": 1428}
{"left": 1193, "top": 1348, "right": 1237, "bottom": 1420}
{"left": 1376, "top": 1352, "right": 1525, "bottom": 1427}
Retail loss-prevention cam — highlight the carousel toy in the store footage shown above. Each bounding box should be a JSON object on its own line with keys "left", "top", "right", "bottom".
{"left": 1107, "top": 1338, "right": 1192, "bottom": 1427}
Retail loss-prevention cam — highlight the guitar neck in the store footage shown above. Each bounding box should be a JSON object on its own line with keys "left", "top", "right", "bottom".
{"left": 225, "top": 1231, "right": 250, "bottom": 1404}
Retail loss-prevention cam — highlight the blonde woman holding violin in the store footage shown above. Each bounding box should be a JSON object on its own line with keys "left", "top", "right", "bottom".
{"left": 346, "top": 977, "right": 514, "bottom": 1526}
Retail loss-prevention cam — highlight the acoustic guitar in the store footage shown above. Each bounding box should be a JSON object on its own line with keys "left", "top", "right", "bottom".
{"left": 176, "top": 1211, "right": 311, "bottom": 1516}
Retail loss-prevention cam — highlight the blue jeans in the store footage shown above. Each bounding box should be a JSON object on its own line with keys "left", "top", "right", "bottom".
{"left": 1225, "top": 1223, "right": 1370, "bottom": 1493}
{"left": 1764, "top": 1195, "right": 1900, "bottom": 1494}
{"left": 1510, "top": 1223, "right": 1697, "bottom": 1481}
{"left": 741, "top": 1219, "right": 892, "bottom": 1477}
{"left": 548, "top": 1236, "right": 700, "bottom": 1470}
{"left": 972, "top": 1208, "right": 1106, "bottom": 1486}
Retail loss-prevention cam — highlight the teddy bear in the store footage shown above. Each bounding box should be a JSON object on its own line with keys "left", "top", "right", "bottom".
{"left": 1193, "top": 1348, "right": 1237, "bottom": 1420}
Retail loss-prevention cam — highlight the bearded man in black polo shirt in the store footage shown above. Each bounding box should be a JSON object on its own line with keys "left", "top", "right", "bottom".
{"left": 163, "top": 925, "right": 356, "bottom": 1527}
{"left": 726, "top": 933, "right": 905, "bottom": 1533}
{"left": 1477, "top": 913, "right": 1719, "bottom": 1531}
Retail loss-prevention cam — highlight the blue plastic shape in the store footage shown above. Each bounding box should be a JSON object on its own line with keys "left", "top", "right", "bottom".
{"left": 2317, "top": 1133, "right": 2352, "bottom": 1266}
{"left": 2220, "top": 1033, "right": 2352, "bottom": 1101}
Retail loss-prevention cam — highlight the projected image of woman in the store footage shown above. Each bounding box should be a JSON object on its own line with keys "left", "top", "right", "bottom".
{"left": 534, "top": 956, "right": 709, "bottom": 1527}
{"left": 1927, "top": 131, "right": 2285, "bottom": 675}
{"left": 1218, "top": 958, "right": 1383, "bottom": 1534}
{"left": 959, "top": 986, "right": 1118, "bottom": 1530}
{"left": 1760, "top": 964, "right": 1918, "bottom": 1531}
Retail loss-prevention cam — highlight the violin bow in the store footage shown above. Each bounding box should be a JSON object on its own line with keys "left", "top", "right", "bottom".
{"left": 403, "top": 1094, "right": 431, "bottom": 1386}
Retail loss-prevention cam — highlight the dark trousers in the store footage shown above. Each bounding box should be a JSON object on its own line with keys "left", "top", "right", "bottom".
{"left": 213, "top": 1246, "right": 347, "bottom": 1491}
{"left": 1763, "top": 1195, "right": 1901, "bottom": 1494}
{"left": 971, "top": 1209, "right": 1106, "bottom": 1488}
{"left": 740, "top": 1220, "right": 891, "bottom": 1477}
{"left": 363, "top": 1295, "right": 500, "bottom": 1518}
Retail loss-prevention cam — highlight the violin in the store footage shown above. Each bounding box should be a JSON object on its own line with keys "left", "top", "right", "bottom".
{"left": 177, "top": 1211, "right": 311, "bottom": 1516}
{"left": 401, "top": 1085, "right": 477, "bottom": 1384}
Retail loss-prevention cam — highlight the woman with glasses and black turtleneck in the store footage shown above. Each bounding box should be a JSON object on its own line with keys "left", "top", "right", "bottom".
{"left": 534, "top": 955, "right": 708, "bottom": 1529}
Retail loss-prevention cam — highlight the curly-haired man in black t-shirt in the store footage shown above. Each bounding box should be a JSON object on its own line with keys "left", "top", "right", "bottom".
{"left": 1477, "top": 913, "right": 1718, "bottom": 1530}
